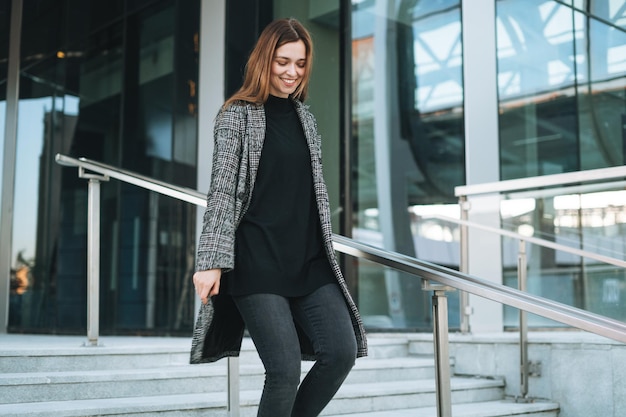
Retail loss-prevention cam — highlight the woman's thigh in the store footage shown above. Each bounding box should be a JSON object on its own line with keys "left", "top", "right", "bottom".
{"left": 290, "top": 284, "right": 357, "bottom": 360}
{"left": 233, "top": 293, "right": 301, "bottom": 376}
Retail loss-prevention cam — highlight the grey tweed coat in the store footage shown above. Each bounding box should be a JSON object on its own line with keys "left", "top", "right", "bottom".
{"left": 190, "top": 99, "right": 368, "bottom": 364}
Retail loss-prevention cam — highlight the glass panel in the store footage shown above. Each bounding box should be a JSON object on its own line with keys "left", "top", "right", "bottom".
{"left": 497, "top": 0, "right": 626, "bottom": 178}
{"left": 352, "top": 257, "right": 436, "bottom": 331}
{"left": 352, "top": 0, "right": 464, "bottom": 330}
{"left": 497, "top": 0, "right": 581, "bottom": 179}
{"left": 588, "top": 0, "right": 626, "bottom": 30}
{"left": 8, "top": 0, "right": 199, "bottom": 334}
{"left": 497, "top": 0, "right": 626, "bottom": 328}
{"left": 578, "top": 11, "right": 626, "bottom": 170}
{"left": 501, "top": 188, "right": 626, "bottom": 327}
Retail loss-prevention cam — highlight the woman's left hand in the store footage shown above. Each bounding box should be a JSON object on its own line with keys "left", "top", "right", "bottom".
{"left": 193, "top": 268, "right": 222, "bottom": 304}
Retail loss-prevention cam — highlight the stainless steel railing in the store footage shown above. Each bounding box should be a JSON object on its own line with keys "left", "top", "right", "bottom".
{"left": 452, "top": 165, "right": 626, "bottom": 399}
{"left": 425, "top": 212, "right": 626, "bottom": 399}
{"left": 455, "top": 165, "right": 626, "bottom": 197}
{"left": 455, "top": 165, "right": 626, "bottom": 334}
{"left": 56, "top": 153, "right": 626, "bottom": 417}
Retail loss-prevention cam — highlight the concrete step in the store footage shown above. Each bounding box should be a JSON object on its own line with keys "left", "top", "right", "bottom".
{"left": 0, "top": 356, "right": 436, "bottom": 404}
{"left": 0, "top": 337, "right": 192, "bottom": 373}
{"left": 0, "top": 398, "right": 560, "bottom": 417}
{"left": 324, "top": 377, "right": 505, "bottom": 415}
{"left": 0, "top": 364, "right": 240, "bottom": 404}
{"left": 324, "top": 400, "right": 561, "bottom": 417}
{"left": 0, "top": 334, "right": 413, "bottom": 373}
{"left": 0, "top": 377, "right": 508, "bottom": 417}
{"left": 0, "top": 393, "right": 230, "bottom": 417}
{"left": 0, "top": 333, "right": 560, "bottom": 417}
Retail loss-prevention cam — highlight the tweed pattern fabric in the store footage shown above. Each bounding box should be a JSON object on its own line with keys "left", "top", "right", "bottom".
{"left": 191, "top": 100, "right": 367, "bottom": 363}
{"left": 189, "top": 300, "right": 213, "bottom": 364}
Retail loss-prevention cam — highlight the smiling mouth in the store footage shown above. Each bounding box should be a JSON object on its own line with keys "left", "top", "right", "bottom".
{"left": 281, "top": 78, "right": 298, "bottom": 86}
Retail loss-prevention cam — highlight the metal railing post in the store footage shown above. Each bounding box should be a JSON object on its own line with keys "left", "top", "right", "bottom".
{"left": 79, "top": 167, "right": 109, "bottom": 347}
{"left": 459, "top": 196, "right": 471, "bottom": 334}
{"left": 0, "top": 0, "right": 23, "bottom": 335}
{"left": 227, "top": 357, "right": 240, "bottom": 416}
{"left": 518, "top": 239, "right": 529, "bottom": 399}
{"left": 424, "top": 281, "right": 453, "bottom": 417}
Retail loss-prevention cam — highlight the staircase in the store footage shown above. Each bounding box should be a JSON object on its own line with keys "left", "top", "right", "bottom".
{"left": 0, "top": 333, "right": 559, "bottom": 416}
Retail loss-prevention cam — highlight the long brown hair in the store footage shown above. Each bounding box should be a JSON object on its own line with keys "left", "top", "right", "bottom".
{"left": 223, "top": 18, "right": 313, "bottom": 108}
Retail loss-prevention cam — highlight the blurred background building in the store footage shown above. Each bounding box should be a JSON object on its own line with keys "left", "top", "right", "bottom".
{"left": 1, "top": 0, "right": 625, "bottom": 336}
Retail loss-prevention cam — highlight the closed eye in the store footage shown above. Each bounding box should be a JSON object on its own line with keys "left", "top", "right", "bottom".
{"left": 275, "top": 59, "right": 306, "bottom": 67}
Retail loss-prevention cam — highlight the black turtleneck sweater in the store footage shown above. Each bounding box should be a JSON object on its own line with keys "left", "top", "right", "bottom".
{"left": 223, "top": 95, "right": 335, "bottom": 297}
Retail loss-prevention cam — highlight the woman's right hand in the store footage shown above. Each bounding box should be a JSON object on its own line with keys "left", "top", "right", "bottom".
{"left": 193, "top": 269, "right": 222, "bottom": 304}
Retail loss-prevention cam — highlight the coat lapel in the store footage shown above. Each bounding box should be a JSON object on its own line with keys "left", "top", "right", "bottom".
{"left": 293, "top": 100, "right": 322, "bottom": 172}
{"left": 245, "top": 103, "right": 266, "bottom": 188}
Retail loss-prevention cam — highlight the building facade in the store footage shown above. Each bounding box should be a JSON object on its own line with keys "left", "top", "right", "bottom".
{"left": 1, "top": 0, "right": 625, "bottom": 336}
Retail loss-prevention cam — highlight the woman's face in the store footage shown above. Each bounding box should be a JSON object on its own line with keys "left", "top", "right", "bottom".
{"left": 269, "top": 40, "right": 306, "bottom": 98}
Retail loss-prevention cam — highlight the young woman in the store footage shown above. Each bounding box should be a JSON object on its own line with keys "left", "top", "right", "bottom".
{"left": 190, "top": 18, "right": 367, "bottom": 417}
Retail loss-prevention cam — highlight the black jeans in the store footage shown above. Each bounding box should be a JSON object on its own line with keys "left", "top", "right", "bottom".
{"left": 233, "top": 283, "right": 357, "bottom": 417}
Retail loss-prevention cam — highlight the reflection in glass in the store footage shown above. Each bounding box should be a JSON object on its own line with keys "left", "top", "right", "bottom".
{"left": 496, "top": 0, "right": 626, "bottom": 327}
{"left": 352, "top": 0, "right": 464, "bottom": 330}
{"left": 8, "top": 0, "right": 200, "bottom": 335}
{"left": 497, "top": 0, "right": 626, "bottom": 178}
{"left": 501, "top": 188, "right": 626, "bottom": 327}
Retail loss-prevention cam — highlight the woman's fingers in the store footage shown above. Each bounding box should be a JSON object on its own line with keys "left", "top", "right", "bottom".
{"left": 193, "top": 269, "right": 221, "bottom": 304}
{"left": 209, "top": 277, "right": 221, "bottom": 297}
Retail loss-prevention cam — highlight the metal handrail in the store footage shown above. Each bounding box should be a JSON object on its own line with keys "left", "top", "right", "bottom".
{"left": 56, "top": 154, "right": 207, "bottom": 206}
{"left": 429, "top": 213, "right": 626, "bottom": 269}
{"left": 455, "top": 165, "right": 626, "bottom": 197}
{"left": 333, "top": 234, "right": 626, "bottom": 342}
{"left": 55, "top": 154, "right": 626, "bottom": 417}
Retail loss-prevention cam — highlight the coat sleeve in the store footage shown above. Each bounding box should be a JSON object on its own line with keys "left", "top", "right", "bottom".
{"left": 195, "top": 105, "right": 246, "bottom": 272}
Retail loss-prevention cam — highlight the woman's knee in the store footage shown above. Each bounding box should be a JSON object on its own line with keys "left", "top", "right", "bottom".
{"left": 320, "top": 337, "right": 357, "bottom": 372}
{"left": 265, "top": 359, "right": 302, "bottom": 387}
